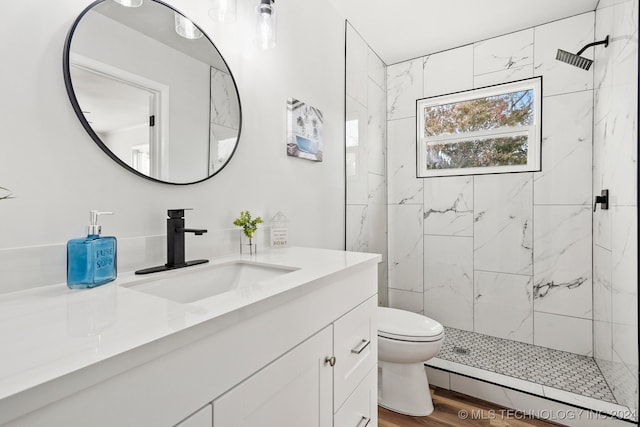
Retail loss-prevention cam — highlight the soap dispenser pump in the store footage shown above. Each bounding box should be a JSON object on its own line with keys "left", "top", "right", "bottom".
{"left": 67, "top": 211, "right": 117, "bottom": 289}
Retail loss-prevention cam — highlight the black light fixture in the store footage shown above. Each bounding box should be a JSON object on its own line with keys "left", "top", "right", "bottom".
{"left": 255, "top": 0, "right": 277, "bottom": 49}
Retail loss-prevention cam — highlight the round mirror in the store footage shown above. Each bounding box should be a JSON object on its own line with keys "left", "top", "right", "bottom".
{"left": 63, "top": 0, "right": 242, "bottom": 184}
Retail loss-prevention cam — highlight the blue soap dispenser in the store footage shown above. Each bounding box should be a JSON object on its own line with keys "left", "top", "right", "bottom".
{"left": 67, "top": 211, "right": 117, "bottom": 289}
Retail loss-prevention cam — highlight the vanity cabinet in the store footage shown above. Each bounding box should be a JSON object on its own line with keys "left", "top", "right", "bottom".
{"left": 212, "top": 295, "right": 377, "bottom": 427}
{"left": 334, "top": 295, "right": 377, "bottom": 409}
{"left": 0, "top": 250, "right": 379, "bottom": 427}
{"left": 213, "top": 326, "right": 333, "bottom": 426}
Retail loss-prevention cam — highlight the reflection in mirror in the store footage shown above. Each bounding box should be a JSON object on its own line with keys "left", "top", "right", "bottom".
{"left": 64, "top": 0, "right": 241, "bottom": 184}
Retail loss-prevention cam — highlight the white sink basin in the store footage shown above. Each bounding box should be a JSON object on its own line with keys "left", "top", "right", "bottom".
{"left": 123, "top": 261, "right": 298, "bottom": 303}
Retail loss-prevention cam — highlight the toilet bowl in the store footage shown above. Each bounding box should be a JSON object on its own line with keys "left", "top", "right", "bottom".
{"left": 377, "top": 307, "right": 444, "bottom": 416}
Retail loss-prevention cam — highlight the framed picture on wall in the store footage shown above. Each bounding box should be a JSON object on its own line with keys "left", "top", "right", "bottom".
{"left": 286, "top": 98, "right": 323, "bottom": 162}
{"left": 416, "top": 76, "right": 542, "bottom": 178}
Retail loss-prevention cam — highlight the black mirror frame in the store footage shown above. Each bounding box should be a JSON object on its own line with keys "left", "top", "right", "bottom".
{"left": 62, "top": 0, "right": 242, "bottom": 185}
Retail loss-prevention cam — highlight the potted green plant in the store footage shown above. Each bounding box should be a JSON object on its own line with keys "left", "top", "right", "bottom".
{"left": 233, "top": 210, "right": 263, "bottom": 254}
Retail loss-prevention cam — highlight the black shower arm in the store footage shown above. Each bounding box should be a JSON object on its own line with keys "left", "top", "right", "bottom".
{"left": 576, "top": 35, "right": 609, "bottom": 56}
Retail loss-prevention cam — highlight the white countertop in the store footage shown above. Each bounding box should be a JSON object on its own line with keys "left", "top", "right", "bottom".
{"left": 0, "top": 247, "right": 380, "bottom": 409}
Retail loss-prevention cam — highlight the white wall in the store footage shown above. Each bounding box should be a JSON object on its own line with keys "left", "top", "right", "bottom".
{"left": 386, "top": 13, "right": 597, "bottom": 356}
{"left": 0, "top": 0, "right": 346, "bottom": 292}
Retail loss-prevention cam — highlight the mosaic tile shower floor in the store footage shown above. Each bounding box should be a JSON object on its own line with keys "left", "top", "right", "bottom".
{"left": 437, "top": 327, "right": 617, "bottom": 403}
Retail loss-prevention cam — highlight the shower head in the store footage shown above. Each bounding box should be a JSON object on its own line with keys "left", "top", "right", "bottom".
{"left": 555, "top": 49, "right": 594, "bottom": 70}
{"left": 555, "top": 35, "right": 609, "bottom": 70}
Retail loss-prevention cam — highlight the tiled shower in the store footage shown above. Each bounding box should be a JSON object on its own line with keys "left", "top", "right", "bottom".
{"left": 346, "top": 0, "right": 637, "bottom": 422}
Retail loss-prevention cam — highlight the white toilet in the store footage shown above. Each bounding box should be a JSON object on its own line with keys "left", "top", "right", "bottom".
{"left": 377, "top": 306, "right": 444, "bottom": 416}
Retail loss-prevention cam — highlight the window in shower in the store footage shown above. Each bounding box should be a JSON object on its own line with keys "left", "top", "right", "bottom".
{"left": 416, "top": 76, "right": 542, "bottom": 178}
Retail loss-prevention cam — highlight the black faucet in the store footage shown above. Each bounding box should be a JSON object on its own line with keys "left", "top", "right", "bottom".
{"left": 135, "top": 209, "right": 209, "bottom": 275}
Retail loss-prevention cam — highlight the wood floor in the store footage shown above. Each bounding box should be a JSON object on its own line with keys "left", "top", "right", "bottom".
{"left": 379, "top": 387, "right": 564, "bottom": 427}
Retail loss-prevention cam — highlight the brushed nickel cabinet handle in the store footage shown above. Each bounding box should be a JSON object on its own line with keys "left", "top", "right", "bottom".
{"left": 356, "top": 416, "right": 370, "bottom": 427}
{"left": 350, "top": 339, "right": 371, "bottom": 355}
{"left": 325, "top": 356, "right": 336, "bottom": 367}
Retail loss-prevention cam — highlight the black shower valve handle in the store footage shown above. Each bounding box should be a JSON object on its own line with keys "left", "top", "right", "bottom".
{"left": 593, "top": 189, "right": 609, "bottom": 212}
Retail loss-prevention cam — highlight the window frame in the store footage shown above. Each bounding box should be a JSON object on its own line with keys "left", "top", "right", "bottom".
{"left": 416, "top": 76, "right": 542, "bottom": 178}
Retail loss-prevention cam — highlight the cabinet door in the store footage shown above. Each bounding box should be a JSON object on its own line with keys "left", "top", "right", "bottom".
{"left": 213, "top": 326, "right": 333, "bottom": 427}
{"left": 333, "top": 295, "right": 377, "bottom": 409}
{"left": 175, "top": 404, "right": 212, "bottom": 427}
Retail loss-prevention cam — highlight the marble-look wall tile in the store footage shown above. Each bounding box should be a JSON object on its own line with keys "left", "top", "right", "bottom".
{"left": 609, "top": 83, "right": 638, "bottom": 206}
{"left": 611, "top": 0, "right": 639, "bottom": 92}
{"left": 474, "top": 173, "right": 533, "bottom": 275}
{"left": 533, "top": 205, "right": 592, "bottom": 319}
{"left": 423, "top": 45, "right": 473, "bottom": 97}
{"left": 473, "top": 65, "right": 533, "bottom": 88}
{"left": 474, "top": 271, "right": 533, "bottom": 343}
{"left": 594, "top": 209, "right": 612, "bottom": 252}
{"left": 613, "top": 323, "right": 639, "bottom": 368}
{"left": 367, "top": 79, "right": 386, "bottom": 176}
{"left": 388, "top": 288, "right": 423, "bottom": 314}
{"left": 598, "top": 0, "right": 632, "bottom": 9}
{"left": 346, "top": 24, "right": 368, "bottom": 107}
{"left": 387, "top": 58, "right": 423, "bottom": 120}
{"left": 533, "top": 91, "right": 593, "bottom": 205}
{"left": 346, "top": 204, "right": 368, "bottom": 253}
{"left": 593, "top": 245, "right": 612, "bottom": 323}
{"left": 593, "top": 96, "right": 612, "bottom": 196}
{"left": 388, "top": 204, "right": 423, "bottom": 292}
{"left": 534, "top": 12, "right": 595, "bottom": 96}
{"left": 210, "top": 68, "right": 240, "bottom": 129}
{"left": 594, "top": 320, "right": 613, "bottom": 361}
{"left": 608, "top": 2, "right": 638, "bottom": 206}
{"left": 346, "top": 95, "right": 369, "bottom": 205}
{"left": 387, "top": 117, "right": 423, "bottom": 205}
{"left": 424, "top": 176, "right": 473, "bottom": 236}
{"left": 611, "top": 206, "right": 638, "bottom": 326}
{"left": 597, "top": 357, "right": 639, "bottom": 418}
{"left": 424, "top": 235, "right": 473, "bottom": 330}
{"left": 474, "top": 29, "right": 534, "bottom": 76}
{"left": 594, "top": 5, "right": 615, "bottom": 92}
{"left": 347, "top": 24, "right": 388, "bottom": 314}
{"left": 368, "top": 176, "right": 387, "bottom": 256}
{"left": 368, "top": 173, "right": 386, "bottom": 207}
{"left": 593, "top": 0, "right": 638, "bottom": 408}
{"left": 593, "top": 109, "right": 613, "bottom": 250}
{"left": 367, "top": 47, "right": 385, "bottom": 90}
{"left": 533, "top": 312, "right": 593, "bottom": 355}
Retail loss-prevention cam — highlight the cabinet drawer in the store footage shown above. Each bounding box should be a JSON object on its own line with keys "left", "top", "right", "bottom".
{"left": 334, "top": 367, "right": 377, "bottom": 427}
{"left": 333, "top": 295, "right": 377, "bottom": 409}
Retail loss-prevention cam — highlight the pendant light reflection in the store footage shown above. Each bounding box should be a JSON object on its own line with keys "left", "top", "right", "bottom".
{"left": 174, "top": 13, "right": 203, "bottom": 40}
{"left": 255, "top": 0, "right": 277, "bottom": 49}
{"left": 112, "top": 0, "right": 143, "bottom": 7}
{"left": 209, "top": 0, "right": 237, "bottom": 22}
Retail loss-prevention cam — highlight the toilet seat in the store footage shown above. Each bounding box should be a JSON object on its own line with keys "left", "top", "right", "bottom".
{"left": 378, "top": 307, "right": 444, "bottom": 342}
